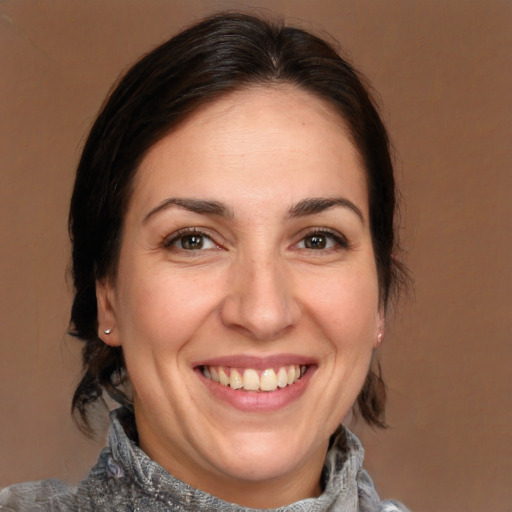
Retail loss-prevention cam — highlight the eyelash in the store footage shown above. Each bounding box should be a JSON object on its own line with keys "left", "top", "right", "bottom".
{"left": 294, "top": 229, "right": 350, "bottom": 252}
{"left": 162, "top": 227, "right": 350, "bottom": 253}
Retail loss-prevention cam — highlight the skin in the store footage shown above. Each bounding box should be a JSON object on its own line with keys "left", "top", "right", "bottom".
{"left": 96, "top": 85, "right": 384, "bottom": 508}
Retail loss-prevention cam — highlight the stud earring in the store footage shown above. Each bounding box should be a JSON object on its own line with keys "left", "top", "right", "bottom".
{"left": 377, "top": 331, "right": 384, "bottom": 344}
{"left": 104, "top": 328, "right": 114, "bottom": 335}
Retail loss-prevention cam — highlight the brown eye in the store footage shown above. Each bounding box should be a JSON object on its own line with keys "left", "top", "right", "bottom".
{"left": 165, "top": 231, "right": 217, "bottom": 251}
{"left": 296, "top": 230, "right": 348, "bottom": 251}
{"left": 180, "top": 234, "right": 205, "bottom": 250}
{"left": 304, "top": 234, "right": 327, "bottom": 249}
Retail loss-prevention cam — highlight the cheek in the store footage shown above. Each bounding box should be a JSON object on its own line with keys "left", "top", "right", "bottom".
{"left": 297, "top": 270, "right": 379, "bottom": 429}
{"left": 114, "top": 266, "right": 224, "bottom": 354}
{"left": 302, "top": 266, "right": 380, "bottom": 344}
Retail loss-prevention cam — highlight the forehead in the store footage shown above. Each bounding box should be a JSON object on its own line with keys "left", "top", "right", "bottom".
{"left": 131, "top": 85, "right": 368, "bottom": 218}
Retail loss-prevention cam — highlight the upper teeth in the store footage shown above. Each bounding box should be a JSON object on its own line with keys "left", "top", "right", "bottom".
{"left": 203, "top": 365, "right": 306, "bottom": 392}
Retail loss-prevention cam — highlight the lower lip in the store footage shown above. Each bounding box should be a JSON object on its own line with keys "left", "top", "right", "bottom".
{"left": 196, "top": 367, "right": 315, "bottom": 412}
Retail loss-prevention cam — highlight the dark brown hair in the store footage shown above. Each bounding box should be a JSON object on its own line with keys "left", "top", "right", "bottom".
{"left": 69, "top": 12, "right": 406, "bottom": 434}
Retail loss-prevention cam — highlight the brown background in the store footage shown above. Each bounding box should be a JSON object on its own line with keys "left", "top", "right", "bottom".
{"left": 1, "top": 1, "right": 510, "bottom": 511}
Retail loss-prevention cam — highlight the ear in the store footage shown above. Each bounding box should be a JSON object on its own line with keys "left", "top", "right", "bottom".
{"left": 374, "top": 306, "right": 386, "bottom": 349}
{"left": 96, "top": 278, "right": 122, "bottom": 347}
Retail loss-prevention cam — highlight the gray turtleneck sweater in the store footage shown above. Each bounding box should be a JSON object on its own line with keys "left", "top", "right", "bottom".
{"left": 0, "top": 409, "right": 409, "bottom": 511}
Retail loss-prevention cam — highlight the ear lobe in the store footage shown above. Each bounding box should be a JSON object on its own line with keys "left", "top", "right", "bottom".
{"left": 374, "top": 307, "right": 386, "bottom": 349}
{"left": 96, "top": 279, "right": 121, "bottom": 347}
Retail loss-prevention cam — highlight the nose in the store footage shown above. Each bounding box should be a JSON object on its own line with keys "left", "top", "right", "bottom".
{"left": 220, "top": 253, "right": 301, "bottom": 341}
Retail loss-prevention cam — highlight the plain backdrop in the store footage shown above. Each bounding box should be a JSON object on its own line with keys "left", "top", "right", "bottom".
{"left": 1, "top": 1, "right": 511, "bottom": 511}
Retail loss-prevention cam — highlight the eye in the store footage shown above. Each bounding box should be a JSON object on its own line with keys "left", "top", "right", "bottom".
{"left": 296, "top": 230, "right": 348, "bottom": 251}
{"left": 164, "top": 230, "right": 218, "bottom": 251}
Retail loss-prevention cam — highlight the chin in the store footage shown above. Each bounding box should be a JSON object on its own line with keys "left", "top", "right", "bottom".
{"left": 210, "top": 428, "right": 322, "bottom": 483}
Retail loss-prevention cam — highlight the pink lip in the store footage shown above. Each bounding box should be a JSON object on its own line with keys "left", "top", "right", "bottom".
{"left": 193, "top": 353, "right": 317, "bottom": 369}
{"left": 194, "top": 356, "right": 317, "bottom": 412}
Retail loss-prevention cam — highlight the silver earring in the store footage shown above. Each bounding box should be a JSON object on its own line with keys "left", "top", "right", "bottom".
{"left": 104, "top": 328, "right": 113, "bottom": 335}
{"left": 377, "top": 331, "right": 384, "bottom": 344}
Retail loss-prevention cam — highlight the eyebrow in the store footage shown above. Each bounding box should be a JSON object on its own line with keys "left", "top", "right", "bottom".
{"left": 287, "top": 197, "right": 364, "bottom": 223}
{"left": 143, "top": 195, "right": 364, "bottom": 224}
{"left": 143, "top": 198, "right": 235, "bottom": 223}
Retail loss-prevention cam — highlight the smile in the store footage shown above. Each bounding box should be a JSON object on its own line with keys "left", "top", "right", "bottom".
{"left": 201, "top": 365, "right": 308, "bottom": 392}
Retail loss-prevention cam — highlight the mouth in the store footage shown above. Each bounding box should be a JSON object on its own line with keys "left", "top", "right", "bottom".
{"left": 200, "top": 364, "right": 308, "bottom": 392}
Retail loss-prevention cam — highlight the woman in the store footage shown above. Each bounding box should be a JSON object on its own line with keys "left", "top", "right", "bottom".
{"left": 1, "top": 12, "right": 409, "bottom": 512}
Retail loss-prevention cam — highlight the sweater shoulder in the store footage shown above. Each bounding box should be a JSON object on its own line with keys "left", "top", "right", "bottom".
{"left": 378, "top": 501, "right": 412, "bottom": 512}
{"left": 357, "top": 467, "right": 411, "bottom": 512}
{"left": 0, "top": 479, "right": 78, "bottom": 511}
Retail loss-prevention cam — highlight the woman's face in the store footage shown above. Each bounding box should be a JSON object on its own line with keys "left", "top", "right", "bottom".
{"left": 97, "top": 86, "right": 383, "bottom": 507}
